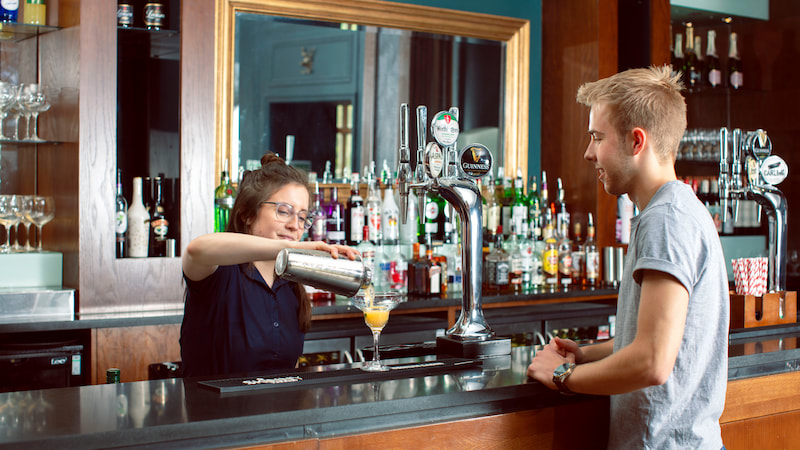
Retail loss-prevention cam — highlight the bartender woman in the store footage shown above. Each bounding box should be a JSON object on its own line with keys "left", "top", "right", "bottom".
{"left": 180, "top": 153, "right": 358, "bottom": 377}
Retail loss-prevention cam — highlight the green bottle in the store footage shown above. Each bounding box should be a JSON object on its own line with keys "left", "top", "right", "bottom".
{"left": 214, "top": 169, "right": 235, "bottom": 232}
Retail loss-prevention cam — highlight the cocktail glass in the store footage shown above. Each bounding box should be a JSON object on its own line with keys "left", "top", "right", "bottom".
{"left": 352, "top": 291, "right": 401, "bottom": 372}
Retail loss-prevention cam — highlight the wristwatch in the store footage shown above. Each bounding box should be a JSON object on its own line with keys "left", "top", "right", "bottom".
{"left": 553, "top": 362, "right": 576, "bottom": 395}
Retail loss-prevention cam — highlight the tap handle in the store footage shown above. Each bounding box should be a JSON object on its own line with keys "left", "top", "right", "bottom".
{"left": 731, "top": 128, "right": 743, "bottom": 189}
{"left": 398, "top": 103, "right": 412, "bottom": 224}
{"left": 447, "top": 106, "right": 460, "bottom": 179}
{"left": 415, "top": 106, "right": 428, "bottom": 184}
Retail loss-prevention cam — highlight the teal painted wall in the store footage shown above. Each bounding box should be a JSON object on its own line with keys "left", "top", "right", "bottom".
{"left": 387, "top": 0, "right": 542, "bottom": 178}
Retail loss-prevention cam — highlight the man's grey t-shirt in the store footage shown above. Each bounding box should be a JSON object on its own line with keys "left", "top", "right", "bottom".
{"left": 609, "top": 181, "right": 729, "bottom": 449}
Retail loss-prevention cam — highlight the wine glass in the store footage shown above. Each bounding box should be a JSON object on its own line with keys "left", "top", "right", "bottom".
{"left": 19, "top": 84, "right": 54, "bottom": 142}
{"left": 0, "top": 82, "right": 18, "bottom": 140}
{"left": 10, "top": 87, "right": 30, "bottom": 141}
{"left": 0, "top": 195, "right": 21, "bottom": 253}
{"left": 17, "top": 195, "right": 34, "bottom": 252}
{"left": 352, "top": 290, "right": 402, "bottom": 372}
{"left": 27, "top": 196, "right": 55, "bottom": 252}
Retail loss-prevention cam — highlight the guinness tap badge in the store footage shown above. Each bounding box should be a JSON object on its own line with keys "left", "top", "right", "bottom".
{"left": 458, "top": 143, "right": 492, "bottom": 179}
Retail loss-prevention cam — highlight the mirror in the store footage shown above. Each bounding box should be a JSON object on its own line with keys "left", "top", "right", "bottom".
{"left": 216, "top": 0, "right": 529, "bottom": 183}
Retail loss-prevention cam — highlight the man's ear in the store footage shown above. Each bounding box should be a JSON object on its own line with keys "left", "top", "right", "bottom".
{"left": 630, "top": 127, "right": 647, "bottom": 156}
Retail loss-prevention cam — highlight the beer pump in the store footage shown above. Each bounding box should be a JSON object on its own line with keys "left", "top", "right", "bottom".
{"left": 397, "top": 103, "right": 510, "bottom": 358}
{"left": 718, "top": 128, "right": 789, "bottom": 292}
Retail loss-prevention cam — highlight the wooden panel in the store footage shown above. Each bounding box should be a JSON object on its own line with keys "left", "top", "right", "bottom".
{"left": 315, "top": 398, "right": 609, "bottom": 449}
{"left": 542, "top": 0, "right": 617, "bottom": 251}
{"left": 722, "top": 410, "right": 800, "bottom": 450}
{"left": 73, "top": 0, "right": 215, "bottom": 314}
{"left": 721, "top": 371, "right": 800, "bottom": 423}
{"left": 92, "top": 324, "right": 182, "bottom": 384}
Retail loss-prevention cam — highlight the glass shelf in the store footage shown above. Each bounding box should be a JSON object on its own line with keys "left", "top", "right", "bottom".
{"left": 0, "top": 22, "right": 60, "bottom": 43}
{"left": 118, "top": 27, "right": 180, "bottom": 60}
{"left": 0, "top": 138, "right": 62, "bottom": 146}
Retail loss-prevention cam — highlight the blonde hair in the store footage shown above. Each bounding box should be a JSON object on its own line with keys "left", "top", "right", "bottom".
{"left": 576, "top": 65, "right": 687, "bottom": 163}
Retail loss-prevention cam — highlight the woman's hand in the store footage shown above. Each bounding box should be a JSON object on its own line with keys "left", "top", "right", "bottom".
{"left": 291, "top": 240, "right": 360, "bottom": 260}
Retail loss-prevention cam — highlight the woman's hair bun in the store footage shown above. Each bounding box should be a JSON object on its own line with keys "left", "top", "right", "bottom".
{"left": 260, "top": 152, "right": 285, "bottom": 167}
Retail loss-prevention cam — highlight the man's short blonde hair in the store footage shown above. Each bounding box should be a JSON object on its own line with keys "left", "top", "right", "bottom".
{"left": 576, "top": 65, "right": 687, "bottom": 163}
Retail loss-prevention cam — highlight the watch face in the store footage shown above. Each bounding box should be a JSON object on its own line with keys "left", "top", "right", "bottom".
{"left": 554, "top": 362, "right": 574, "bottom": 379}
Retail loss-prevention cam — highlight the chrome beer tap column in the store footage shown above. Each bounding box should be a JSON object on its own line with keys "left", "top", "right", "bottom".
{"left": 398, "top": 103, "right": 510, "bottom": 357}
{"left": 720, "top": 127, "right": 789, "bottom": 292}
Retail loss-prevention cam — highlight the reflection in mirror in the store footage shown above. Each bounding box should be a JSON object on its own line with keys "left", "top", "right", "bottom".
{"left": 233, "top": 13, "right": 503, "bottom": 181}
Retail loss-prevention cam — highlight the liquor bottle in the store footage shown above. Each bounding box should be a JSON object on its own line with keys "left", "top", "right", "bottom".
{"left": 385, "top": 242, "right": 408, "bottom": 293}
{"left": 420, "top": 192, "right": 446, "bottom": 245}
{"left": 542, "top": 217, "right": 558, "bottom": 289}
{"left": 530, "top": 227, "right": 544, "bottom": 289}
{"left": 417, "top": 236, "right": 443, "bottom": 297}
{"left": 483, "top": 234, "right": 510, "bottom": 292}
{"left": 310, "top": 182, "right": 326, "bottom": 242}
{"left": 441, "top": 222, "right": 462, "bottom": 294}
{"left": 507, "top": 227, "right": 523, "bottom": 292}
{"left": 511, "top": 170, "right": 528, "bottom": 239}
{"left": 705, "top": 30, "right": 721, "bottom": 88}
{"left": 373, "top": 237, "right": 387, "bottom": 291}
{"left": 149, "top": 176, "right": 169, "bottom": 257}
{"left": 23, "top": 0, "right": 46, "bottom": 25}
{"left": 571, "top": 221, "right": 584, "bottom": 286}
{"left": 728, "top": 32, "right": 742, "bottom": 89}
{"left": 527, "top": 176, "right": 541, "bottom": 242}
{"left": 399, "top": 188, "right": 418, "bottom": 246}
{"left": 324, "top": 187, "right": 346, "bottom": 245}
{"left": 407, "top": 242, "right": 422, "bottom": 296}
{"left": 539, "top": 170, "right": 549, "bottom": 219}
{"left": 671, "top": 32, "right": 685, "bottom": 82}
{"left": 555, "top": 178, "right": 569, "bottom": 233}
{"left": 485, "top": 176, "right": 501, "bottom": 248}
{"left": 127, "top": 177, "right": 150, "bottom": 258}
{"left": 693, "top": 35, "right": 705, "bottom": 89}
{"left": 0, "top": 0, "right": 19, "bottom": 22}
{"left": 143, "top": 2, "right": 165, "bottom": 31}
{"left": 346, "top": 174, "right": 365, "bottom": 245}
{"left": 356, "top": 226, "right": 376, "bottom": 275}
{"left": 115, "top": 169, "right": 128, "bottom": 258}
{"left": 381, "top": 181, "right": 400, "bottom": 245}
{"left": 500, "top": 169, "right": 514, "bottom": 238}
{"left": 214, "top": 168, "right": 235, "bottom": 232}
{"left": 366, "top": 177, "right": 382, "bottom": 244}
{"left": 557, "top": 220, "right": 573, "bottom": 288}
{"left": 519, "top": 227, "right": 534, "bottom": 292}
{"left": 683, "top": 23, "right": 701, "bottom": 90}
{"left": 584, "top": 213, "right": 599, "bottom": 287}
{"left": 431, "top": 241, "right": 448, "bottom": 296}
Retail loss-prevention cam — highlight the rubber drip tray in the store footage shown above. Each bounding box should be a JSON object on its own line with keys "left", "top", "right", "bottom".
{"left": 198, "top": 357, "right": 480, "bottom": 395}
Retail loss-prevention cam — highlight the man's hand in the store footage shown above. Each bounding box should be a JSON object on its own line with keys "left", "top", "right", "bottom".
{"left": 527, "top": 341, "right": 576, "bottom": 390}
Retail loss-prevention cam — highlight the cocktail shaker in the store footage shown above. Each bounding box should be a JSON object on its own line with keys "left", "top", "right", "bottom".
{"left": 274, "top": 249, "right": 371, "bottom": 297}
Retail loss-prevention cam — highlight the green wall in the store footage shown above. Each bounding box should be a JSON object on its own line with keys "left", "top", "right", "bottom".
{"left": 388, "top": 0, "right": 542, "bottom": 179}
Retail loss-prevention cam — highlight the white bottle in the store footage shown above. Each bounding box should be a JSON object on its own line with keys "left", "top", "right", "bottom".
{"left": 381, "top": 183, "right": 400, "bottom": 245}
{"left": 399, "top": 189, "right": 418, "bottom": 246}
{"left": 127, "top": 177, "right": 150, "bottom": 257}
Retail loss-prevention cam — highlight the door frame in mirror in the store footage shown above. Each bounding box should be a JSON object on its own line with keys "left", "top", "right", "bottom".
{"left": 215, "top": 0, "right": 530, "bottom": 183}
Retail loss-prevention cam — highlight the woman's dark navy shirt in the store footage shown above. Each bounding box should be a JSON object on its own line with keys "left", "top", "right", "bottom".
{"left": 180, "top": 264, "right": 305, "bottom": 377}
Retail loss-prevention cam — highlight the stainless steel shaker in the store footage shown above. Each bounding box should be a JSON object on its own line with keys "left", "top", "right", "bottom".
{"left": 274, "top": 249, "right": 372, "bottom": 297}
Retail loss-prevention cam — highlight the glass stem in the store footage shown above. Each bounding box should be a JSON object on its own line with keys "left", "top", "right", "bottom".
{"left": 22, "top": 223, "right": 31, "bottom": 251}
{"left": 30, "top": 113, "right": 38, "bottom": 140}
{"left": 36, "top": 225, "right": 43, "bottom": 251}
{"left": 372, "top": 330, "right": 381, "bottom": 364}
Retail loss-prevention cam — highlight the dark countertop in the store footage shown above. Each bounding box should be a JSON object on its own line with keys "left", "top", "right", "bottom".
{"left": 2, "top": 321, "right": 800, "bottom": 449}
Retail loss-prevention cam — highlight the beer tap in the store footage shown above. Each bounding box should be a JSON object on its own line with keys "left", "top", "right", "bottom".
{"left": 719, "top": 127, "right": 789, "bottom": 292}
{"left": 398, "top": 103, "right": 508, "bottom": 354}
{"left": 397, "top": 104, "right": 412, "bottom": 225}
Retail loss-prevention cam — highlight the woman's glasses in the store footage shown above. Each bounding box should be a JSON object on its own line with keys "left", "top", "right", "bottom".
{"left": 262, "top": 201, "right": 313, "bottom": 230}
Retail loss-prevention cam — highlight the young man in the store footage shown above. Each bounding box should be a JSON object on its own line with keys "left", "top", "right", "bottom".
{"left": 527, "top": 66, "right": 729, "bottom": 449}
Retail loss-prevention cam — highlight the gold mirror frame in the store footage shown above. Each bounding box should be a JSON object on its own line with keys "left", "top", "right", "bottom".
{"left": 215, "top": 0, "right": 530, "bottom": 183}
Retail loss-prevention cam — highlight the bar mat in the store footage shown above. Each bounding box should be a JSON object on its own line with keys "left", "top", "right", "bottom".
{"left": 198, "top": 358, "right": 481, "bottom": 395}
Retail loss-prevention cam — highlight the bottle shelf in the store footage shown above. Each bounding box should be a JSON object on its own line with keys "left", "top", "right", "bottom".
{"left": 0, "top": 22, "right": 60, "bottom": 42}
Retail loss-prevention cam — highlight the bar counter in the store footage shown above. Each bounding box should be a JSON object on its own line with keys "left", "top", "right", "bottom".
{"left": 1, "top": 323, "right": 800, "bottom": 449}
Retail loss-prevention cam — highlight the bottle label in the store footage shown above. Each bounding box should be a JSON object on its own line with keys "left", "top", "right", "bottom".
{"left": 512, "top": 205, "right": 527, "bottom": 234}
{"left": 424, "top": 201, "right": 439, "bottom": 220}
{"left": 586, "top": 250, "right": 599, "bottom": 280}
{"left": 487, "top": 206, "right": 500, "bottom": 233}
{"left": 326, "top": 230, "right": 345, "bottom": 242}
{"left": 118, "top": 5, "right": 133, "bottom": 26}
{"left": 215, "top": 197, "right": 234, "bottom": 208}
{"left": 730, "top": 71, "right": 743, "bottom": 89}
{"left": 152, "top": 218, "right": 168, "bottom": 238}
{"left": 543, "top": 249, "right": 558, "bottom": 273}
{"left": 383, "top": 211, "right": 399, "bottom": 241}
{"left": 144, "top": 3, "right": 165, "bottom": 28}
{"left": 368, "top": 207, "right": 381, "bottom": 242}
{"left": 429, "top": 265, "right": 442, "bottom": 294}
{"left": 532, "top": 259, "right": 544, "bottom": 286}
{"left": 349, "top": 206, "right": 365, "bottom": 242}
{"left": 1, "top": 0, "right": 18, "bottom": 11}
{"left": 708, "top": 69, "right": 721, "bottom": 87}
{"left": 115, "top": 211, "right": 128, "bottom": 234}
{"left": 494, "top": 261, "right": 509, "bottom": 285}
